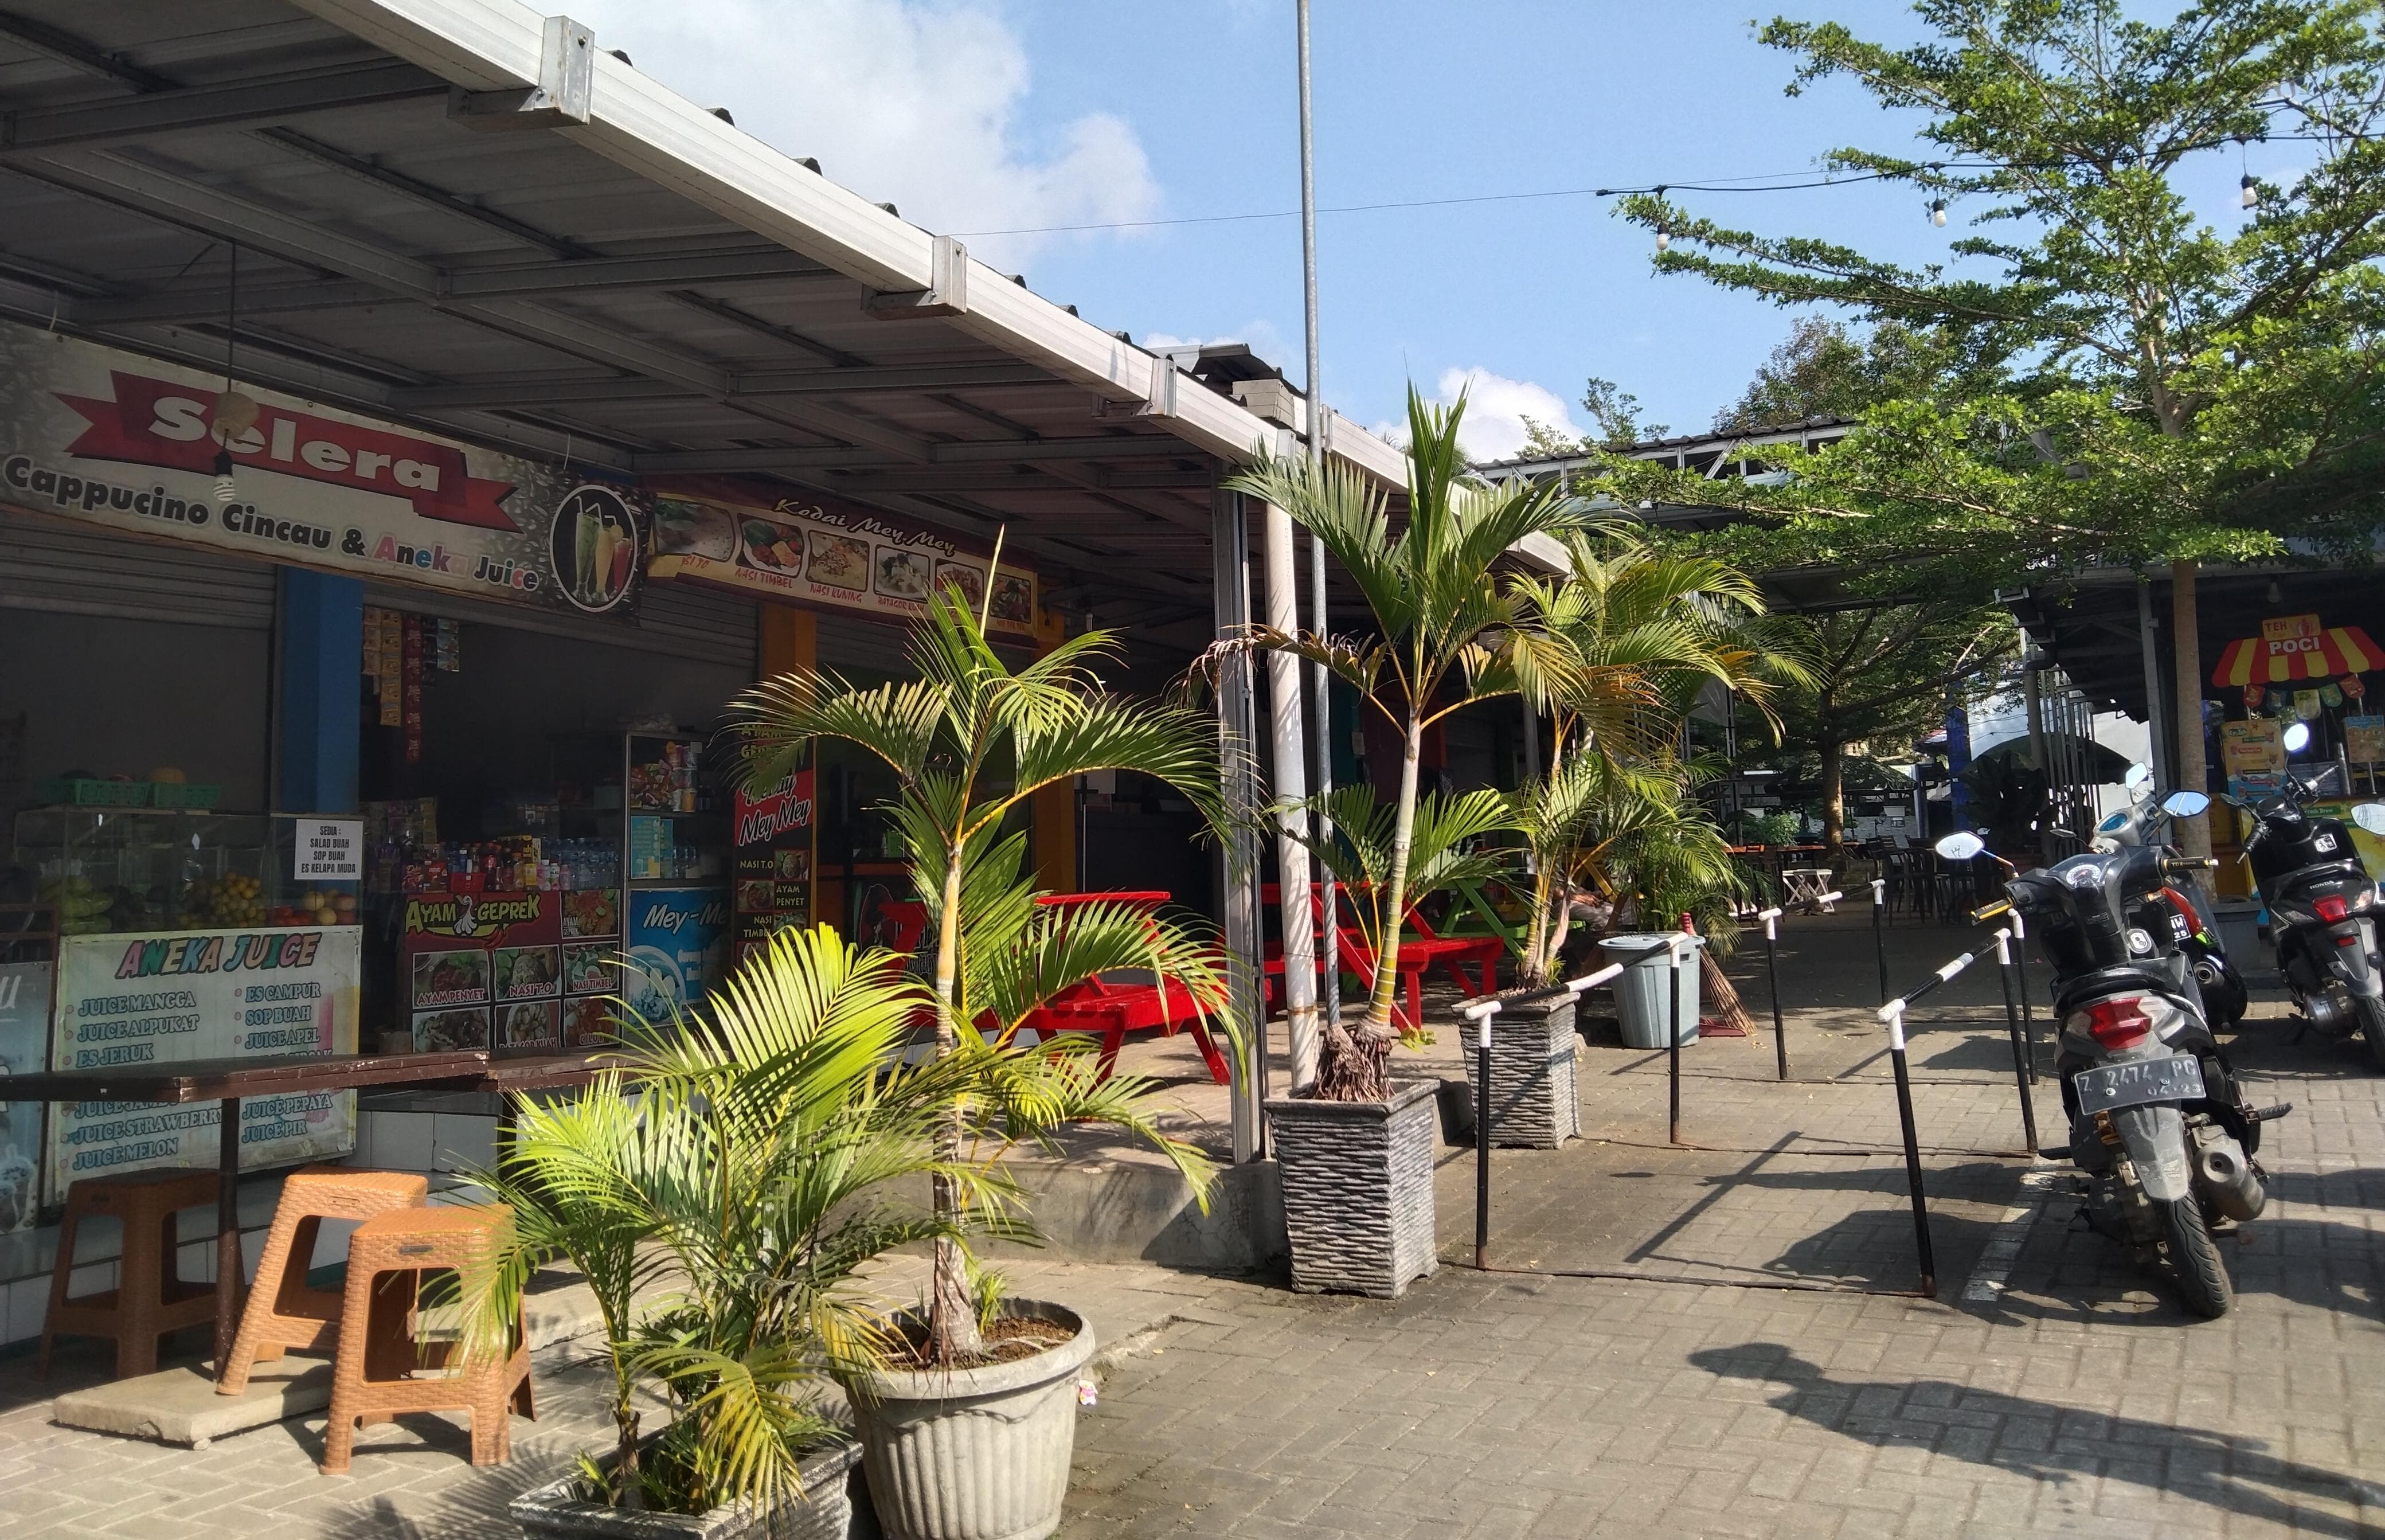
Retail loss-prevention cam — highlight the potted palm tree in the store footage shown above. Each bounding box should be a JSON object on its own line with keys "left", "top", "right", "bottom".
{"left": 1224, "top": 386, "right": 1584, "bottom": 1295}
{"left": 731, "top": 582, "right": 1233, "bottom": 1540}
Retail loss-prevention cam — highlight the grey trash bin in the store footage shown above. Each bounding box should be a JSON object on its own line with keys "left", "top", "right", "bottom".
{"left": 1600, "top": 933, "right": 1706, "bottom": 1049}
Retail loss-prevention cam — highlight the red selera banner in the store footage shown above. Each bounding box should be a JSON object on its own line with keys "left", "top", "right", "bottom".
{"left": 58, "top": 370, "right": 517, "bottom": 530}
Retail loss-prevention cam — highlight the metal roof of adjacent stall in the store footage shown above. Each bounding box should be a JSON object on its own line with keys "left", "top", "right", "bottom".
{"left": 0, "top": 0, "right": 1433, "bottom": 642}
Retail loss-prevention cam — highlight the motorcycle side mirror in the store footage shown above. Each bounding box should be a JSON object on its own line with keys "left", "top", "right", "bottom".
{"left": 1935, "top": 832, "right": 1988, "bottom": 861}
{"left": 2162, "top": 791, "right": 2211, "bottom": 818}
{"left": 2351, "top": 804, "right": 2385, "bottom": 835}
{"left": 2124, "top": 763, "right": 2152, "bottom": 789}
{"left": 2284, "top": 721, "right": 2313, "bottom": 753}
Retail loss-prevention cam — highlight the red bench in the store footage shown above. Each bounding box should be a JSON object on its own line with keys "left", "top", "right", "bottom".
{"left": 1262, "top": 883, "right": 1502, "bottom": 1032}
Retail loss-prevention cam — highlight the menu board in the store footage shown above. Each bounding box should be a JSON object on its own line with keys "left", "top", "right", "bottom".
{"left": 647, "top": 487, "right": 1037, "bottom": 637}
{"left": 624, "top": 886, "right": 729, "bottom": 1028}
{"left": 45, "top": 927, "right": 361, "bottom": 1192}
{"left": 733, "top": 767, "right": 815, "bottom": 970}
{"left": 2220, "top": 718, "right": 2285, "bottom": 779}
{"left": 399, "top": 891, "right": 561, "bottom": 1056}
{"left": 0, "top": 956, "right": 52, "bottom": 1230}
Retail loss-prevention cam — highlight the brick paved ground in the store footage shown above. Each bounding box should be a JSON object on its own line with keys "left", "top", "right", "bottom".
{"left": 1059, "top": 911, "right": 2385, "bottom": 1538}
{"left": 3, "top": 910, "right": 2381, "bottom": 1538}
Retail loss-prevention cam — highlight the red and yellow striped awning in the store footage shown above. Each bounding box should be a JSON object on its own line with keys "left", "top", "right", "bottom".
{"left": 2212, "top": 624, "right": 2385, "bottom": 685}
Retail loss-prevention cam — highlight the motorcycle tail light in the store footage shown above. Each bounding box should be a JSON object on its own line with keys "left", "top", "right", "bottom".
{"left": 2077, "top": 996, "right": 2153, "bottom": 1050}
{"left": 2316, "top": 894, "right": 2351, "bottom": 923}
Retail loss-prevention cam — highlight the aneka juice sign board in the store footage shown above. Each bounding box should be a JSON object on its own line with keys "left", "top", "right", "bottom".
{"left": 400, "top": 891, "right": 562, "bottom": 1056}
{"left": 45, "top": 927, "right": 362, "bottom": 1192}
{"left": 0, "top": 320, "right": 645, "bottom": 617}
{"left": 645, "top": 479, "right": 1036, "bottom": 636}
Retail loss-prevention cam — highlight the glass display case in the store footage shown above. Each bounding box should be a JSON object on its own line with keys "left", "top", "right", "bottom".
{"left": 8, "top": 808, "right": 362, "bottom": 935}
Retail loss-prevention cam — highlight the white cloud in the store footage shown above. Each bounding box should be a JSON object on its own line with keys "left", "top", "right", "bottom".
{"left": 564, "top": 0, "right": 1159, "bottom": 268}
{"left": 1375, "top": 368, "right": 1584, "bottom": 462}
{"left": 1140, "top": 318, "right": 1293, "bottom": 367}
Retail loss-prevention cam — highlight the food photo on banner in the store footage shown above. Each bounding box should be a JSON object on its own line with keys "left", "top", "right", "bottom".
{"left": 645, "top": 478, "right": 1035, "bottom": 635}
{"left": 0, "top": 319, "right": 647, "bottom": 620}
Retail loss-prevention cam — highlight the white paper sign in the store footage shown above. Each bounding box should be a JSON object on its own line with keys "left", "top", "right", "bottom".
{"left": 294, "top": 818, "right": 363, "bottom": 880}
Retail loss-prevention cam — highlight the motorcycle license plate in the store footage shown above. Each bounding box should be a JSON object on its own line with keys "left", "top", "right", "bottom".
{"left": 2073, "top": 1056, "right": 2205, "bottom": 1115}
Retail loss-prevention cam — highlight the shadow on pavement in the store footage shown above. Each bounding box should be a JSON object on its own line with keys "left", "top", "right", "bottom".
{"left": 1690, "top": 1341, "right": 2385, "bottom": 1538}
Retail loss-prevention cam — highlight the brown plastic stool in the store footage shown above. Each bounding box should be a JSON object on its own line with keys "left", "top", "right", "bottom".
{"left": 320, "top": 1205, "right": 534, "bottom": 1475}
{"left": 38, "top": 1170, "right": 226, "bottom": 1380}
{"left": 217, "top": 1167, "right": 430, "bottom": 1395}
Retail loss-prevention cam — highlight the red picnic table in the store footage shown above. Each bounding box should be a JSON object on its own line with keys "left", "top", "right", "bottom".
{"left": 871, "top": 891, "right": 1232, "bottom": 1085}
{"left": 1263, "top": 882, "right": 1504, "bottom": 1031}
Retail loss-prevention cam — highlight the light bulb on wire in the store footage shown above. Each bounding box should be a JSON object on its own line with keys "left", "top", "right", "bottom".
{"left": 212, "top": 447, "right": 237, "bottom": 506}
{"left": 1930, "top": 198, "right": 1948, "bottom": 227}
{"left": 1654, "top": 228, "right": 1670, "bottom": 253}
{"left": 2240, "top": 175, "right": 2259, "bottom": 209}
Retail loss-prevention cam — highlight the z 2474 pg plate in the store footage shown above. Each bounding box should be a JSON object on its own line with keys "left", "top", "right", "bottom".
{"left": 2073, "top": 1054, "right": 2206, "bottom": 1115}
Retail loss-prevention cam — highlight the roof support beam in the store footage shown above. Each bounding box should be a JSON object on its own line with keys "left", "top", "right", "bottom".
{"left": 0, "top": 11, "right": 173, "bottom": 92}
{"left": 389, "top": 359, "right": 1051, "bottom": 409}
{"left": 74, "top": 245, "right": 841, "bottom": 326}
{"left": 634, "top": 433, "right": 1190, "bottom": 474}
{"left": 249, "top": 125, "right": 586, "bottom": 257}
{"left": 0, "top": 60, "right": 447, "bottom": 154}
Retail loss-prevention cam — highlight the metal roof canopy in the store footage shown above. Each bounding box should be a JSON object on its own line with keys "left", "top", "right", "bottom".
{"left": 0, "top": 0, "right": 1426, "bottom": 640}
{"left": 2008, "top": 562, "right": 2385, "bottom": 725}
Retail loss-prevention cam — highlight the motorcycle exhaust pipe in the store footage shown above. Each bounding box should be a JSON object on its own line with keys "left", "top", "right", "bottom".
{"left": 2195, "top": 1138, "right": 2267, "bottom": 1222}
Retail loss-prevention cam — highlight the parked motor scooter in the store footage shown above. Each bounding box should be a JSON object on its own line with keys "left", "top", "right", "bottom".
{"left": 2229, "top": 745, "right": 2385, "bottom": 1069}
{"left": 2091, "top": 767, "right": 2247, "bottom": 1031}
{"left": 1945, "top": 823, "right": 2289, "bottom": 1319}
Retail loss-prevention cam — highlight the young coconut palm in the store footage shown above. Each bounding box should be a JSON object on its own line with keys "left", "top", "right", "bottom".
{"left": 453, "top": 923, "right": 1215, "bottom": 1515}
{"left": 733, "top": 582, "right": 1231, "bottom": 1365}
{"left": 1223, "top": 385, "right": 1585, "bottom": 1100}
{"left": 1510, "top": 531, "right": 1799, "bottom": 985}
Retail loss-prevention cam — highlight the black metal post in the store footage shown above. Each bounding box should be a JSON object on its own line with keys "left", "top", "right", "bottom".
{"left": 1871, "top": 879, "right": 1891, "bottom": 1007}
{"left": 1765, "top": 913, "right": 1789, "bottom": 1082}
{"left": 2009, "top": 912, "right": 2040, "bottom": 1084}
{"left": 1475, "top": 1013, "right": 1493, "bottom": 1269}
{"left": 1883, "top": 1007, "right": 1937, "bottom": 1297}
{"left": 214, "top": 1093, "right": 241, "bottom": 1371}
{"left": 1995, "top": 935, "right": 2042, "bottom": 1154}
{"left": 1668, "top": 944, "right": 1684, "bottom": 1146}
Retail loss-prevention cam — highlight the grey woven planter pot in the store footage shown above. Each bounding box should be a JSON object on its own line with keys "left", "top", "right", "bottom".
{"left": 1460, "top": 990, "right": 1581, "bottom": 1150}
{"left": 848, "top": 1299, "right": 1096, "bottom": 1540}
{"left": 1265, "top": 1080, "right": 1440, "bottom": 1298}
{"left": 511, "top": 1433, "right": 865, "bottom": 1539}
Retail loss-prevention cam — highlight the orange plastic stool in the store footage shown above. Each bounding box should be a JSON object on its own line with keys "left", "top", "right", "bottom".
{"left": 38, "top": 1170, "right": 226, "bottom": 1381}
{"left": 217, "top": 1166, "right": 430, "bottom": 1394}
{"left": 320, "top": 1205, "right": 534, "bottom": 1475}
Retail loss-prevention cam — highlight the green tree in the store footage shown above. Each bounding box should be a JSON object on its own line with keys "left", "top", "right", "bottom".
{"left": 1713, "top": 317, "right": 1947, "bottom": 432}
{"left": 1772, "top": 604, "right": 2018, "bottom": 847}
{"left": 1614, "top": 0, "right": 2385, "bottom": 854}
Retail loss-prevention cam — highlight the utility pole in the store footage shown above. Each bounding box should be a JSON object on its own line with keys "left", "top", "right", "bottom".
{"left": 1297, "top": 0, "right": 1342, "bottom": 1049}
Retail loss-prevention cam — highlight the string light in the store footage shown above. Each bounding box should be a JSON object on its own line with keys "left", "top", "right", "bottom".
{"left": 1653, "top": 187, "right": 1668, "bottom": 252}
{"left": 1930, "top": 197, "right": 1949, "bottom": 226}
{"left": 2241, "top": 175, "right": 2259, "bottom": 209}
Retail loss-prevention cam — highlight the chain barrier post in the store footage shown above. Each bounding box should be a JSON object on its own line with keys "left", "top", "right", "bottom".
{"left": 1667, "top": 934, "right": 1688, "bottom": 1146}
{"left": 1876, "top": 996, "right": 1938, "bottom": 1297}
{"left": 2008, "top": 908, "right": 2040, "bottom": 1083}
{"left": 1759, "top": 906, "right": 1788, "bottom": 1082}
{"left": 1469, "top": 1000, "right": 1496, "bottom": 1270}
{"left": 1992, "top": 928, "right": 2042, "bottom": 1154}
{"left": 1871, "top": 877, "right": 1891, "bottom": 1007}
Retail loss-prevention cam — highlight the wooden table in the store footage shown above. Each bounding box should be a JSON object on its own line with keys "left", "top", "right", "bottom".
{"left": 0, "top": 1049, "right": 614, "bottom": 1372}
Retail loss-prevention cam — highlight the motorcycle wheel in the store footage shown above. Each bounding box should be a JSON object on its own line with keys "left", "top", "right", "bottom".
{"left": 2357, "top": 995, "right": 2385, "bottom": 1073}
{"left": 2160, "top": 1197, "right": 2234, "bottom": 1319}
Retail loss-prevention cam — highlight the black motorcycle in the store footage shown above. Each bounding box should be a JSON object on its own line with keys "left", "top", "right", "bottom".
{"left": 1954, "top": 826, "right": 2289, "bottom": 1319}
{"left": 2091, "top": 773, "right": 2247, "bottom": 1031}
{"left": 2235, "top": 777, "right": 2385, "bottom": 1069}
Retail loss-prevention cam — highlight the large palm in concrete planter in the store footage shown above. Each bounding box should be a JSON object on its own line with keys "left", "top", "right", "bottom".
{"left": 849, "top": 1300, "right": 1097, "bottom": 1540}
{"left": 1265, "top": 1081, "right": 1440, "bottom": 1297}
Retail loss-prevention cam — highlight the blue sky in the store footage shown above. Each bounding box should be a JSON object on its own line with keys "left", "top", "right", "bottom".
{"left": 569, "top": 1, "right": 2291, "bottom": 460}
